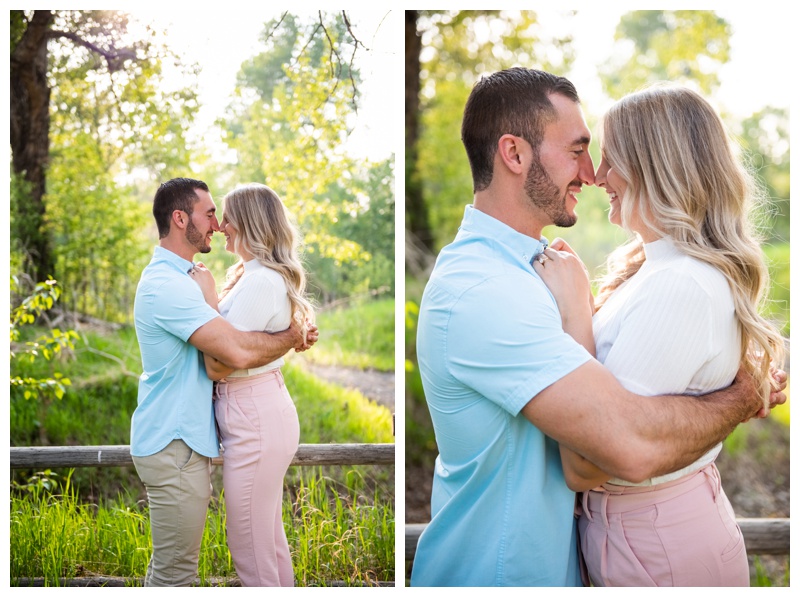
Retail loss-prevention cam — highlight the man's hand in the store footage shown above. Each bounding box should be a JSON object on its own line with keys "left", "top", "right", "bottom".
{"left": 737, "top": 364, "right": 788, "bottom": 422}
{"left": 293, "top": 320, "right": 319, "bottom": 352}
{"left": 729, "top": 366, "right": 764, "bottom": 424}
{"left": 752, "top": 366, "right": 788, "bottom": 420}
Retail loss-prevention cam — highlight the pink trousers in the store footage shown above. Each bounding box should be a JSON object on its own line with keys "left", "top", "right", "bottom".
{"left": 214, "top": 369, "right": 300, "bottom": 587}
{"left": 579, "top": 464, "right": 749, "bottom": 587}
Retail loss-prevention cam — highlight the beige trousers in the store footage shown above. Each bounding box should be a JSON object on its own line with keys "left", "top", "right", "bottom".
{"left": 133, "top": 439, "right": 212, "bottom": 586}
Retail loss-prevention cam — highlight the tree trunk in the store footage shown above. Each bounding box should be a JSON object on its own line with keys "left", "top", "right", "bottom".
{"left": 404, "top": 10, "right": 434, "bottom": 267}
{"left": 10, "top": 10, "right": 55, "bottom": 282}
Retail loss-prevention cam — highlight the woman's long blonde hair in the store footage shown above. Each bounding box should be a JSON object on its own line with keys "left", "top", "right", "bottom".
{"left": 594, "top": 83, "right": 783, "bottom": 405}
{"left": 219, "top": 183, "right": 314, "bottom": 335}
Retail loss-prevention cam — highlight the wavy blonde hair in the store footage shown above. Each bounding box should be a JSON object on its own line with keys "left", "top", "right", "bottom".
{"left": 219, "top": 183, "right": 314, "bottom": 336}
{"left": 594, "top": 83, "right": 783, "bottom": 405}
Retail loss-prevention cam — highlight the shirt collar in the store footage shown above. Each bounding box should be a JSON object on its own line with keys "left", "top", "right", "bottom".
{"left": 243, "top": 258, "right": 260, "bottom": 271}
{"left": 153, "top": 245, "right": 195, "bottom": 274}
{"left": 461, "top": 205, "right": 549, "bottom": 264}
{"left": 643, "top": 236, "right": 680, "bottom": 261}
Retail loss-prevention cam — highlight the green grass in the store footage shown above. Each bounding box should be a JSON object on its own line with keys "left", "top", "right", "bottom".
{"left": 303, "top": 298, "right": 395, "bottom": 371}
{"left": 284, "top": 360, "right": 393, "bottom": 444}
{"left": 10, "top": 470, "right": 393, "bottom": 586}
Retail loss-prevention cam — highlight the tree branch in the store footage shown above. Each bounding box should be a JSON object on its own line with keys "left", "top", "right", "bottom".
{"left": 47, "top": 29, "right": 136, "bottom": 71}
{"left": 262, "top": 11, "right": 289, "bottom": 45}
{"left": 342, "top": 11, "right": 365, "bottom": 113}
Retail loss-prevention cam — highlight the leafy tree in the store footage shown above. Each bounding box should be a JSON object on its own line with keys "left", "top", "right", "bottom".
{"left": 12, "top": 11, "right": 138, "bottom": 283}
{"left": 11, "top": 10, "right": 200, "bottom": 321}
{"left": 599, "top": 10, "right": 731, "bottom": 99}
{"left": 219, "top": 12, "right": 392, "bottom": 302}
{"left": 305, "top": 158, "right": 395, "bottom": 301}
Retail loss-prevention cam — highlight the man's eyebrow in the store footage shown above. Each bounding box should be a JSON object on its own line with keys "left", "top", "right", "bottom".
{"left": 572, "top": 135, "right": 591, "bottom": 146}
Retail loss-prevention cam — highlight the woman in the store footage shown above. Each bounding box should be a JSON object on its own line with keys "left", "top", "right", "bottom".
{"left": 192, "top": 183, "right": 314, "bottom": 586}
{"left": 535, "top": 84, "right": 784, "bottom": 586}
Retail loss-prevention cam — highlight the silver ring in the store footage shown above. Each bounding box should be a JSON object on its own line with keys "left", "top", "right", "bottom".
{"left": 537, "top": 255, "right": 547, "bottom": 265}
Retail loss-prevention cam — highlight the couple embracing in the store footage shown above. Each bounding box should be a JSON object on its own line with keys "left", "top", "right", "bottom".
{"left": 130, "top": 178, "right": 315, "bottom": 586}
{"left": 411, "top": 68, "right": 786, "bottom": 587}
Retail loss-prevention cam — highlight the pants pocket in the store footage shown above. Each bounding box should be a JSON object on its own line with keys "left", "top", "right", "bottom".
{"left": 716, "top": 491, "right": 746, "bottom": 562}
{"left": 175, "top": 439, "right": 194, "bottom": 470}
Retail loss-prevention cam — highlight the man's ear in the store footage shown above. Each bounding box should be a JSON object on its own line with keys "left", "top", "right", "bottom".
{"left": 496, "top": 134, "right": 528, "bottom": 175}
{"left": 172, "top": 209, "right": 187, "bottom": 230}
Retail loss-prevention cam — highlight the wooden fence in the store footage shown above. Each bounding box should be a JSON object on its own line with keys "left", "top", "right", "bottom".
{"left": 10, "top": 443, "right": 395, "bottom": 469}
{"left": 10, "top": 443, "right": 395, "bottom": 588}
{"left": 406, "top": 517, "right": 790, "bottom": 562}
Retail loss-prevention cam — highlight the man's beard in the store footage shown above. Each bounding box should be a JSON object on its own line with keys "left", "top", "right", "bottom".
{"left": 524, "top": 157, "right": 578, "bottom": 228}
{"left": 186, "top": 219, "right": 211, "bottom": 254}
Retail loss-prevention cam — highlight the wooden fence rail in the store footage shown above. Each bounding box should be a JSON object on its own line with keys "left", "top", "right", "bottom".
{"left": 405, "top": 518, "right": 790, "bottom": 560}
{"left": 10, "top": 443, "right": 394, "bottom": 469}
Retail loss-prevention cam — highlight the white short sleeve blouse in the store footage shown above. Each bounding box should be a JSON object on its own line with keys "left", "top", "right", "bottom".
{"left": 593, "top": 237, "right": 741, "bottom": 486}
{"left": 218, "top": 259, "right": 292, "bottom": 377}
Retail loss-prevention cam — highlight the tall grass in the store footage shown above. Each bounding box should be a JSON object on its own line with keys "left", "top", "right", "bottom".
{"left": 11, "top": 471, "right": 148, "bottom": 585}
{"left": 11, "top": 470, "right": 393, "bottom": 586}
{"left": 303, "top": 298, "right": 394, "bottom": 371}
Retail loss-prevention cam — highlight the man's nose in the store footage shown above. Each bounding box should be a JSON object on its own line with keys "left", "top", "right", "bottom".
{"left": 212, "top": 216, "right": 220, "bottom": 231}
{"left": 579, "top": 152, "right": 596, "bottom": 186}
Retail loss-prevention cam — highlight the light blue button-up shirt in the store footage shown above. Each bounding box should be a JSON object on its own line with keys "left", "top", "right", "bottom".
{"left": 130, "top": 246, "right": 221, "bottom": 458}
{"left": 411, "top": 205, "right": 591, "bottom": 586}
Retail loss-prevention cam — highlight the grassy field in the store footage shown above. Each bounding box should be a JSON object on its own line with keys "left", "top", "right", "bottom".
{"left": 10, "top": 299, "right": 395, "bottom": 586}
{"left": 304, "top": 298, "right": 394, "bottom": 371}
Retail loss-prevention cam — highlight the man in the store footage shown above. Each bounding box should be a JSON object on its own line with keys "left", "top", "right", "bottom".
{"left": 410, "top": 68, "right": 784, "bottom": 586}
{"left": 130, "top": 178, "right": 317, "bottom": 586}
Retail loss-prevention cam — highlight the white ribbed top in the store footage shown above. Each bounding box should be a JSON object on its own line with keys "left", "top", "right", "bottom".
{"left": 593, "top": 236, "right": 740, "bottom": 486}
{"left": 218, "top": 259, "right": 292, "bottom": 377}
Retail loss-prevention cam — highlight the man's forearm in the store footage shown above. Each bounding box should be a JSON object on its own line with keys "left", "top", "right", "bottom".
{"left": 632, "top": 375, "right": 756, "bottom": 479}
{"left": 190, "top": 316, "right": 299, "bottom": 371}
{"left": 525, "top": 361, "right": 761, "bottom": 484}
{"left": 631, "top": 397, "right": 734, "bottom": 479}
{"left": 225, "top": 327, "right": 296, "bottom": 370}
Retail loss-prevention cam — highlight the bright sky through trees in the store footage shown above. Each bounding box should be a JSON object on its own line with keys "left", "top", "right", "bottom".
{"left": 130, "top": 10, "right": 399, "bottom": 162}
{"left": 130, "top": 6, "right": 789, "bottom": 166}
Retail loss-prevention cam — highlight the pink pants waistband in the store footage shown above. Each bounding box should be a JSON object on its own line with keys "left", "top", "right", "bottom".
{"left": 213, "top": 368, "right": 284, "bottom": 399}
{"left": 582, "top": 464, "right": 721, "bottom": 519}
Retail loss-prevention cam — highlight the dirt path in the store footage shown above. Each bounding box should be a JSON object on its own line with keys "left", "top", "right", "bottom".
{"left": 305, "top": 363, "right": 395, "bottom": 411}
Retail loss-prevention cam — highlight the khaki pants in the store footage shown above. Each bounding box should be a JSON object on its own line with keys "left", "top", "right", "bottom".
{"left": 133, "top": 439, "right": 212, "bottom": 586}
